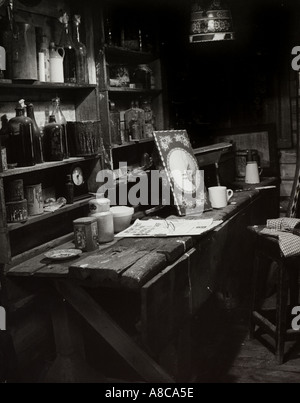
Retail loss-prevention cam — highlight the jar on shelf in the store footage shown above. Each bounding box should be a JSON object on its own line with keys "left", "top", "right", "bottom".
{"left": 109, "top": 101, "right": 122, "bottom": 145}
{"left": 43, "top": 115, "right": 64, "bottom": 162}
{"left": 133, "top": 64, "right": 152, "bottom": 90}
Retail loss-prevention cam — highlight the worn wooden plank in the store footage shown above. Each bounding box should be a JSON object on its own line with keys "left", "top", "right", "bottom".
{"left": 69, "top": 248, "right": 148, "bottom": 282}
{"left": 121, "top": 252, "right": 167, "bottom": 290}
{"left": 55, "top": 279, "right": 175, "bottom": 383}
{"left": 141, "top": 253, "right": 191, "bottom": 355}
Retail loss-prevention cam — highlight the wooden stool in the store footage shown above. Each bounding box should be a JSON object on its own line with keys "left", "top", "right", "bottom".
{"left": 248, "top": 226, "right": 300, "bottom": 365}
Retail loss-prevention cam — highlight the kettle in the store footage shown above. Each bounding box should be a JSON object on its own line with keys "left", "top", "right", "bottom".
{"left": 49, "top": 43, "right": 65, "bottom": 83}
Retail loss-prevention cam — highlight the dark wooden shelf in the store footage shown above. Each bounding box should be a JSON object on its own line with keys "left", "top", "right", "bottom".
{"left": 104, "top": 87, "right": 162, "bottom": 95}
{"left": 111, "top": 138, "right": 154, "bottom": 149}
{"left": 0, "top": 81, "right": 97, "bottom": 91}
{"left": 7, "top": 197, "right": 93, "bottom": 232}
{"left": 0, "top": 157, "right": 99, "bottom": 178}
{"left": 104, "top": 45, "right": 158, "bottom": 62}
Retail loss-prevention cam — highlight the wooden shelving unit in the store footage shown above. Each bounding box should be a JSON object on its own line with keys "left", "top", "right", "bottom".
{"left": 7, "top": 197, "right": 93, "bottom": 232}
{"left": 0, "top": 0, "right": 100, "bottom": 267}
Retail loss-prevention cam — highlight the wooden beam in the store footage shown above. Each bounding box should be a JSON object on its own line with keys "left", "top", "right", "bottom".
{"left": 55, "top": 279, "right": 175, "bottom": 383}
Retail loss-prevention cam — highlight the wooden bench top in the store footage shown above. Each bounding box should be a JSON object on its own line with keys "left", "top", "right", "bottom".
{"left": 6, "top": 186, "right": 267, "bottom": 289}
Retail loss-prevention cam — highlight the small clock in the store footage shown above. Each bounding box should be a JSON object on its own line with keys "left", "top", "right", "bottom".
{"left": 70, "top": 164, "right": 89, "bottom": 199}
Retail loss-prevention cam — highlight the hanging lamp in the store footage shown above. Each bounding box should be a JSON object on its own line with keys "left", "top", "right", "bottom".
{"left": 189, "top": 0, "right": 235, "bottom": 43}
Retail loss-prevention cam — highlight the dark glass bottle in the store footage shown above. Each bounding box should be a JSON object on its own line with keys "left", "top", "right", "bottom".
{"left": 51, "top": 97, "right": 69, "bottom": 159}
{"left": 73, "top": 15, "right": 88, "bottom": 84}
{"left": 26, "top": 103, "right": 44, "bottom": 164}
{"left": 8, "top": 100, "right": 35, "bottom": 167}
{"left": 59, "top": 12, "right": 77, "bottom": 84}
{"left": 65, "top": 174, "right": 74, "bottom": 205}
{"left": 43, "top": 115, "right": 64, "bottom": 162}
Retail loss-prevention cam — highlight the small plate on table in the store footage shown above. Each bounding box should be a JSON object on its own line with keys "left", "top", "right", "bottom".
{"left": 44, "top": 249, "right": 83, "bottom": 261}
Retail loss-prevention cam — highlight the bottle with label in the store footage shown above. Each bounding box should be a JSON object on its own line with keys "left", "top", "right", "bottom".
{"left": 51, "top": 97, "right": 69, "bottom": 159}
{"left": 0, "top": 0, "right": 13, "bottom": 80}
{"left": 0, "top": 45, "right": 6, "bottom": 79}
{"left": 65, "top": 174, "right": 74, "bottom": 205}
{"left": 38, "top": 34, "right": 50, "bottom": 82}
{"left": 26, "top": 103, "right": 44, "bottom": 164}
{"left": 124, "top": 101, "right": 138, "bottom": 141}
{"left": 59, "top": 12, "right": 77, "bottom": 84}
{"left": 8, "top": 99, "right": 35, "bottom": 167}
{"left": 73, "top": 15, "right": 88, "bottom": 84}
{"left": 43, "top": 115, "right": 64, "bottom": 162}
{"left": 134, "top": 101, "right": 146, "bottom": 139}
{"left": 142, "top": 100, "right": 155, "bottom": 138}
{"left": 109, "top": 101, "right": 122, "bottom": 145}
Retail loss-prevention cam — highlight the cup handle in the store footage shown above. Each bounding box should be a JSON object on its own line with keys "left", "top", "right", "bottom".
{"left": 227, "top": 189, "right": 234, "bottom": 201}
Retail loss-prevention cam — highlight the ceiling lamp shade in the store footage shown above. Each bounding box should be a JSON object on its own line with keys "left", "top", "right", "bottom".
{"left": 190, "top": 0, "right": 235, "bottom": 43}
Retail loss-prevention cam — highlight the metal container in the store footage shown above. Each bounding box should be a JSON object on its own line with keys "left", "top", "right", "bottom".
{"left": 25, "top": 183, "right": 43, "bottom": 216}
{"left": 235, "top": 149, "right": 259, "bottom": 180}
{"left": 6, "top": 199, "right": 28, "bottom": 223}
{"left": 73, "top": 217, "right": 99, "bottom": 252}
{"left": 67, "top": 121, "right": 101, "bottom": 156}
{"left": 7, "top": 179, "right": 24, "bottom": 202}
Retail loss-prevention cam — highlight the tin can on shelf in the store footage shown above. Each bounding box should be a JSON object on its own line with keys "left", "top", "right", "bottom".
{"left": 73, "top": 217, "right": 99, "bottom": 252}
{"left": 25, "top": 183, "right": 44, "bottom": 216}
{"left": 6, "top": 200, "right": 28, "bottom": 223}
{"left": 7, "top": 179, "right": 24, "bottom": 202}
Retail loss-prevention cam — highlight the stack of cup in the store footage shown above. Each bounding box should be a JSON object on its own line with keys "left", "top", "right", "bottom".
{"left": 6, "top": 179, "right": 28, "bottom": 223}
{"left": 89, "top": 197, "right": 114, "bottom": 244}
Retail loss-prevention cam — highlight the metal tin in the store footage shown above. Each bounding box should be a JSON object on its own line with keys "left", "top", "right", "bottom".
{"left": 7, "top": 179, "right": 24, "bottom": 202}
{"left": 6, "top": 199, "right": 28, "bottom": 223}
{"left": 73, "top": 217, "right": 99, "bottom": 252}
{"left": 1, "top": 147, "right": 8, "bottom": 171}
{"left": 25, "top": 183, "right": 44, "bottom": 216}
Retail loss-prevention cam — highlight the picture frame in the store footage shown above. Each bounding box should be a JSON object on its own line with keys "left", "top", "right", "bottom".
{"left": 153, "top": 130, "right": 211, "bottom": 216}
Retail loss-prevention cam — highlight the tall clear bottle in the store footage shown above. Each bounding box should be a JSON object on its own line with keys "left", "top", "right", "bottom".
{"left": 51, "top": 97, "right": 69, "bottom": 159}
{"left": 26, "top": 103, "right": 44, "bottom": 164}
{"left": 73, "top": 15, "right": 88, "bottom": 84}
{"left": 1, "top": 0, "right": 14, "bottom": 80}
{"left": 59, "top": 12, "right": 77, "bottom": 84}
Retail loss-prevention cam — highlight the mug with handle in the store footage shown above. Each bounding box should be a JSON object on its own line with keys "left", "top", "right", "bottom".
{"left": 209, "top": 186, "right": 234, "bottom": 209}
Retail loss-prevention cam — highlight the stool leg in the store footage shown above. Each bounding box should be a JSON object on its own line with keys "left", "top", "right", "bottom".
{"left": 249, "top": 252, "right": 261, "bottom": 340}
{"left": 276, "top": 261, "right": 289, "bottom": 365}
{"left": 289, "top": 263, "right": 299, "bottom": 309}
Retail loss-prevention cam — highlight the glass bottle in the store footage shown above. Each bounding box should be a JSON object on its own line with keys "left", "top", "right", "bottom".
{"left": 65, "top": 174, "right": 74, "bottom": 205}
{"left": 0, "top": 0, "right": 13, "bottom": 80}
{"left": 109, "top": 101, "right": 122, "bottom": 145}
{"left": 51, "top": 97, "right": 69, "bottom": 159}
{"left": 142, "top": 100, "right": 155, "bottom": 138}
{"left": 59, "top": 12, "right": 77, "bottom": 84}
{"left": 39, "top": 34, "right": 50, "bottom": 82}
{"left": 26, "top": 103, "right": 44, "bottom": 164}
{"left": 0, "top": 45, "right": 6, "bottom": 79}
{"left": 8, "top": 100, "right": 35, "bottom": 167}
{"left": 43, "top": 115, "right": 64, "bottom": 162}
{"left": 73, "top": 15, "right": 88, "bottom": 84}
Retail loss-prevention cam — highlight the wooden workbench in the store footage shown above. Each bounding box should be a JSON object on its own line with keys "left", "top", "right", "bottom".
{"left": 5, "top": 179, "right": 280, "bottom": 383}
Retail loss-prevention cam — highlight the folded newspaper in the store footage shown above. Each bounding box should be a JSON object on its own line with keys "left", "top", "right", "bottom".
{"left": 115, "top": 218, "right": 223, "bottom": 238}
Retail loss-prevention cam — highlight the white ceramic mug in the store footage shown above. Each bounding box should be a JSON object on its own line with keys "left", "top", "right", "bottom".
{"left": 245, "top": 162, "right": 261, "bottom": 184}
{"left": 209, "top": 186, "right": 234, "bottom": 209}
